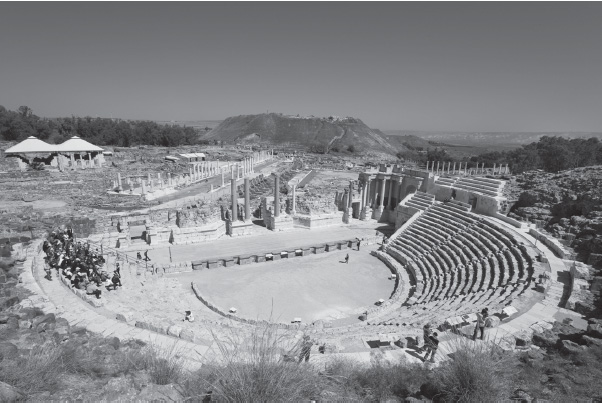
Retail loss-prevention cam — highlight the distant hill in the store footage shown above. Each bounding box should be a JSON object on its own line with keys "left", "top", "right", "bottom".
{"left": 202, "top": 113, "right": 399, "bottom": 155}
{"left": 385, "top": 130, "right": 602, "bottom": 147}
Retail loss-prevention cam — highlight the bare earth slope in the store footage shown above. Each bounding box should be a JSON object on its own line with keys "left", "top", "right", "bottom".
{"left": 203, "top": 113, "right": 397, "bottom": 155}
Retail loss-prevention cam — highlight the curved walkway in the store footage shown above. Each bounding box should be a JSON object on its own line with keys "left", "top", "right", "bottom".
{"left": 18, "top": 241, "right": 210, "bottom": 370}
{"left": 484, "top": 217, "right": 585, "bottom": 336}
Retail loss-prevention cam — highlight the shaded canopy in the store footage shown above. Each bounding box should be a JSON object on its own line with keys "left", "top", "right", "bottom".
{"left": 4, "top": 136, "right": 103, "bottom": 154}
{"left": 4, "top": 136, "right": 56, "bottom": 154}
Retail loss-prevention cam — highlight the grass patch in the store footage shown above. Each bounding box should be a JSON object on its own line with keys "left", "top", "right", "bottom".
{"left": 432, "top": 337, "right": 517, "bottom": 402}
{"left": 181, "top": 324, "right": 321, "bottom": 402}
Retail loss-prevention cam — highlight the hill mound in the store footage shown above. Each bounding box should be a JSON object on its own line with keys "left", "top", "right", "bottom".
{"left": 202, "top": 113, "right": 399, "bottom": 155}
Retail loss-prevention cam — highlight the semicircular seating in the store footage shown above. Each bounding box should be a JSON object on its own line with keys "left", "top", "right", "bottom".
{"left": 381, "top": 199, "right": 535, "bottom": 325}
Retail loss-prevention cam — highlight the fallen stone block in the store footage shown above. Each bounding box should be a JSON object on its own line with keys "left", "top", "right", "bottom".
{"left": 167, "top": 325, "right": 183, "bottom": 337}
{"left": 515, "top": 331, "right": 532, "bottom": 348}
{"left": 116, "top": 312, "right": 134, "bottom": 322}
{"left": 179, "top": 329, "right": 196, "bottom": 342}
{"left": 587, "top": 324, "right": 602, "bottom": 339}
{"left": 560, "top": 339, "right": 585, "bottom": 355}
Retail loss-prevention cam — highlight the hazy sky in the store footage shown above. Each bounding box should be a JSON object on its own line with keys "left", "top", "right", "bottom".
{"left": 1, "top": 2, "right": 601, "bottom": 132}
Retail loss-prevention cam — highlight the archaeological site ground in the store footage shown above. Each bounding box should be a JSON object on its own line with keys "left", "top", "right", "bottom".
{"left": 1, "top": 115, "right": 602, "bottom": 401}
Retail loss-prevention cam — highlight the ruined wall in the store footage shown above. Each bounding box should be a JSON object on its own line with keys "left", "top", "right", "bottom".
{"left": 474, "top": 195, "right": 500, "bottom": 215}
{"left": 293, "top": 194, "right": 337, "bottom": 215}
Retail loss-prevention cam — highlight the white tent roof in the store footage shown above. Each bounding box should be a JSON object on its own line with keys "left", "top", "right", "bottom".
{"left": 179, "top": 153, "right": 206, "bottom": 159}
{"left": 55, "top": 136, "right": 104, "bottom": 152}
{"left": 4, "top": 136, "right": 56, "bottom": 154}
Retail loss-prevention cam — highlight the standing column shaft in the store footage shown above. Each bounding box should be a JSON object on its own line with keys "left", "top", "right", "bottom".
{"left": 387, "top": 178, "right": 394, "bottom": 208}
{"left": 379, "top": 178, "right": 386, "bottom": 208}
{"left": 244, "top": 178, "right": 250, "bottom": 220}
{"left": 291, "top": 184, "right": 297, "bottom": 214}
{"left": 274, "top": 175, "right": 280, "bottom": 217}
{"left": 231, "top": 178, "right": 238, "bottom": 221}
{"left": 360, "top": 183, "right": 366, "bottom": 209}
{"left": 348, "top": 181, "right": 353, "bottom": 208}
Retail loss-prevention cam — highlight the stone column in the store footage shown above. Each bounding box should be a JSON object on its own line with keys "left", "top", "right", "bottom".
{"left": 387, "top": 178, "right": 394, "bottom": 209}
{"left": 231, "top": 178, "right": 238, "bottom": 221}
{"left": 221, "top": 170, "right": 225, "bottom": 187}
{"left": 453, "top": 162, "right": 456, "bottom": 174}
{"left": 506, "top": 163, "right": 509, "bottom": 174}
{"left": 426, "top": 161, "right": 430, "bottom": 171}
{"left": 464, "top": 163, "right": 468, "bottom": 175}
{"left": 244, "top": 177, "right": 250, "bottom": 220}
{"left": 291, "top": 185, "right": 297, "bottom": 215}
{"left": 348, "top": 181, "right": 354, "bottom": 208}
{"left": 360, "top": 183, "right": 365, "bottom": 209}
{"left": 141, "top": 180, "right": 146, "bottom": 195}
{"left": 447, "top": 162, "right": 451, "bottom": 173}
{"left": 379, "top": 178, "right": 386, "bottom": 210}
{"left": 274, "top": 174, "right": 280, "bottom": 217}
{"left": 117, "top": 173, "right": 123, "bottom": 192}
{"left": 436, "top": 161, "right": 440, "bottom": 174}
{"left": 493, "top": 163, "right": 496, "bottom": 174}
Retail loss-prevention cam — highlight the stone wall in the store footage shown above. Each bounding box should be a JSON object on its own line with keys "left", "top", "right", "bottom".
{"left": 294, "top": 213, "right": 341, "bottom": 229}
{"left": 528, "top": 228, "right": 567, "bottom": 259}
{"left": 294, "top": 194, "right": 337, "bottom": 215}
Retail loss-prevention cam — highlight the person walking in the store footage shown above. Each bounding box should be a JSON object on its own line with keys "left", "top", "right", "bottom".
{"left": 144, "top": 250, "right": 151, "bottom": 261}
{"left": 344, "top": 254, "right": 349, "bottom": 264}
{"left": 424, "top": 332, "right": 439, "bottom": 363}
{"left": 473, "top": 308, "right": 489, "bottom": 341}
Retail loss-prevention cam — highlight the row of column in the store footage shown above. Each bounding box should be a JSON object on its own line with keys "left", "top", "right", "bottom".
{"left": 426, "top": 161, "right": 510, "bottom": 175}
{"left": 115, "top": 172, "right": 187, "bottom": 194}
{"left": 358, "top": 176, "right": 399, "bottom": 213}
{"left": 115, "top": 150, "right": 276, "bottom": 195}
{"left": 229, "top": 176, "right": 254, "bottom": 221}
{"left": 62, "top": 152, "right": 103, "bottom": 170}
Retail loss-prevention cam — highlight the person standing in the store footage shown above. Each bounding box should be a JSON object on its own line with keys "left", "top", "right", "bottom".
{"left": 473, "top": 308, "right": 489, "bottom": 341}
{"left": 299, "top": 335, "right": 313, "bottom": 363}
{"left": 424, "top": 332, "right": 439, "bottom": 363}
{"left": 356, "top": 239, "right": 361, "bottom": 251}
{"left": 421, "top": 322, "right": 432, "bottom": 352}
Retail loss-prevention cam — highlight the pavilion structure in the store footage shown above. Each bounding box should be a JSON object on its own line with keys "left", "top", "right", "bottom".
{"left": 4, "top": 136, "right": 105, "bottom": 171}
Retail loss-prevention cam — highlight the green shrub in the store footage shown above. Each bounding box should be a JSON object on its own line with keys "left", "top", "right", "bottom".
{"left": 433, "top": 338, "right": 516, "bottom": 402}
{"left": 0, "top": 344, "right": 66, "bottom": 395}
{"left": 323, "top": 355, "right": 428, "bottom": 401}
{"left": 181, "top": 324, "right": 321, "bottom": 402}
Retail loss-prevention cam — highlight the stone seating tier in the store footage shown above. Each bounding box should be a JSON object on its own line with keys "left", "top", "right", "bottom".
{"left": 385, "top": 202, "right": 531, "bottom": 310}
{"left": 453, "top": 180, "right": 500, "bottom": 197}
{"left": 405, "top": 200, "right": 431, "bottom": 211}
{"left": 459, "top": 176, "right": 502, "bottom": 190}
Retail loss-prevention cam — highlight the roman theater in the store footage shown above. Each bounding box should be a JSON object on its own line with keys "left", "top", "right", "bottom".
{"left": 17, "top": 149, "right": 574, "bottom": 366}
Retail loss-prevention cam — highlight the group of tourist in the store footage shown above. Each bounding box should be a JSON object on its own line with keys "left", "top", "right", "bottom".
{"left": 43, "top": 227, "right": 122, "bottom": 299}
{"left": 420, "top": 307, "right": 491, "bottom": 363}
